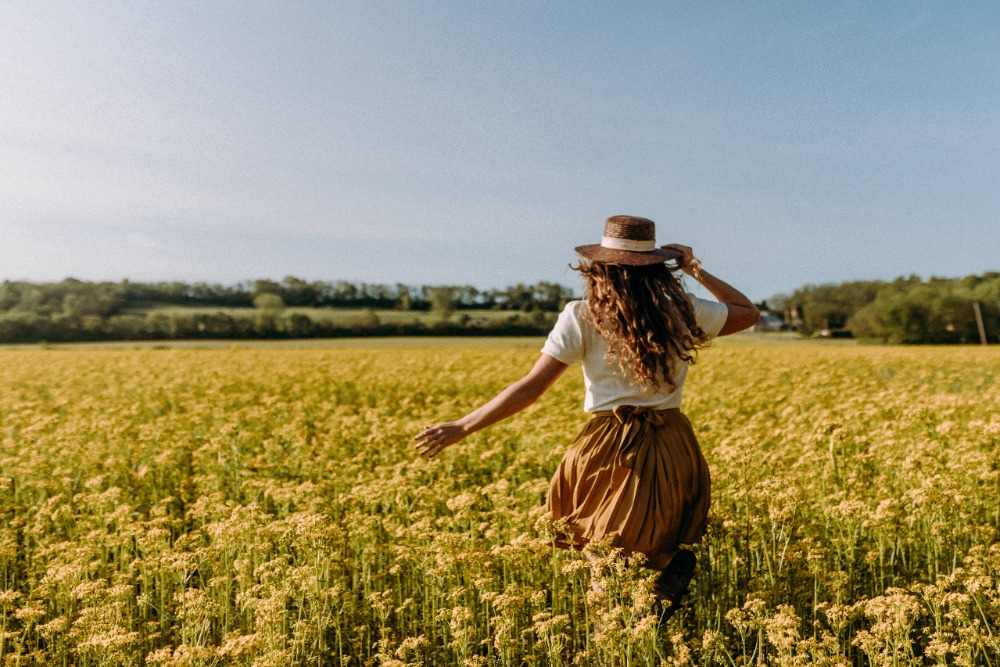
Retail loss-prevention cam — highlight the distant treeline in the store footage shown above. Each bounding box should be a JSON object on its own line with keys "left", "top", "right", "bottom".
{"left": 0, "top": 277, "right": 573, "bottom": 312}
{"left": 0, "top": 278, "right": 572, "bottom": 343}
{"left": 780, "top": 272, "right": 1000, "bottom": 343}
{"left": 2, "top": 273, "right": 998, "bottom": 344}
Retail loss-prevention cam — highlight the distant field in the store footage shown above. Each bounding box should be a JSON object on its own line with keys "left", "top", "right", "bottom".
{"left": 123, "top": 305, "right": 529, "bottom": 325}
{"left": 1, "top": 340, "right": 997, "bottom": 664}
{"left": 11, "top": 336, "right": 550, "bottom": 350}
{"left": 9, "top": 331, "right": 825, "bottom": 351}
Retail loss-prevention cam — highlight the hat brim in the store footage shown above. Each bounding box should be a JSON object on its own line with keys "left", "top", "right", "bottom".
{"left": 574, "top": 244, "right": 682, "bottom": 266}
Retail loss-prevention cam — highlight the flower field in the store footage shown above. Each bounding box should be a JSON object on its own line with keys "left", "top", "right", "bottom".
{"left": 0, "top": 339, "right": 998, "bottom": 666}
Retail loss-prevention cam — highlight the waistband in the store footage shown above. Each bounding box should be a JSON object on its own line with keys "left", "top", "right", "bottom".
{"left": 591, "top": 405, "right": 680, "bottom": 424}
{"left": 588, "top": 405, "right": 682, "bottom": 468}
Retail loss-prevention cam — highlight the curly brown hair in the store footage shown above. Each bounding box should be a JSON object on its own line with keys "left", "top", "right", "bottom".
{"left": 578, "top": 260, "right": 710, "bottom": 391}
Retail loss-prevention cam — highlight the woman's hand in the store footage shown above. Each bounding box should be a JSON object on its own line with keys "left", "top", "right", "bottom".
{"left": 414, "top": 421, "right": 468, "bottom": 458}
{"left": 663, "top": 244, "right": 702, "bottom": 279}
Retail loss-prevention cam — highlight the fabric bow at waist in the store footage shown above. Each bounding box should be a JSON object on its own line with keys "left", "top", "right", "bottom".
{"left": 591, "top": 406, "right": 679, "bottom": 468}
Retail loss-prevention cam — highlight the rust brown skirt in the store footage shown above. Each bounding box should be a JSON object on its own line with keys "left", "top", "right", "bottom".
{"left": 547, "top": 405, "right": 711, "bottom": 561}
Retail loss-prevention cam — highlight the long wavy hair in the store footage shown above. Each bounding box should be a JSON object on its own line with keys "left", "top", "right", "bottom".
{"left": 578, "top": 260, "right": 709, "bottom": 391}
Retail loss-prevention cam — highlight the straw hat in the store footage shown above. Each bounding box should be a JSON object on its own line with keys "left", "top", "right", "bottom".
{"left": 575, "top": 215, "right": 682, "bottom": 266}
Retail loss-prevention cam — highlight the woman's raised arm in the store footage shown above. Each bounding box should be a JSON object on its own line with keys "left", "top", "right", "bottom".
{"left": 663, "top": 244, "right": 760, "bottom": 336}
{"left": 414, "top": 353, "right": 569, "bottom": 458}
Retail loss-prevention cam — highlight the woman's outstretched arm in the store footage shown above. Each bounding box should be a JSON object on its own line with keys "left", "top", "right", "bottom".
{"left": 414, "top": 353, "right": 569, "bottom": 458}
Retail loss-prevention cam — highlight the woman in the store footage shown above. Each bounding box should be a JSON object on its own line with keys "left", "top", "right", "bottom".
{"left": 414, "top": 215, "right": 759, "bottom": 610}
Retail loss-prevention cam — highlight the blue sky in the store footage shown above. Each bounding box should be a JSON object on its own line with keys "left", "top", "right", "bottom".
{"left": 3, "top": 1, "right": 998, "bottom": 301}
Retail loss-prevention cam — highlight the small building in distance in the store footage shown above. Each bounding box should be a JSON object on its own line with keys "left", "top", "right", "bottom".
{"left": 753, "top": 311, "right": 786, "bottom": 332}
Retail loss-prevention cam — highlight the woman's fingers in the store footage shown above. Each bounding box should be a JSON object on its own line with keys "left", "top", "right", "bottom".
{"left": 663, "top": 244, "right": 697, "bottom": 271}
{"left": 414, "top": 422, "right": 462, "bottom": 457}
{"left": 415, "top": 424, "right": 445, "bottom": 443}
{"left": 414, "top": 433, "right": 440, "bottom": 457}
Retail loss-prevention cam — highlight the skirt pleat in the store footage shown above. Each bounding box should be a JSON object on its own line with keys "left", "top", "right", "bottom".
{"left": 546, "top": 407, "right": 710, "bottom": 561}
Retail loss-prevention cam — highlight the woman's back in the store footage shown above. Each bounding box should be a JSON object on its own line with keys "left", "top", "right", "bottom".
{"left": 542, "top": 295, "right": 728, "bottom": 412}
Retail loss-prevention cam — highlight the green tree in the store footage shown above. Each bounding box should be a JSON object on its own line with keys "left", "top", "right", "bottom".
{"left": 281, "top": 276, "right": 320, "bottom": 306}
{"left": 286, "top": 313, "right": 316, "bottom": 337}
{"left": 253, "top": 293, "right": 285, "bottom": 312}
{"left": 428, "top": 287, "right": 455, "bottom": 321}
{"left": 350, "top": 308, "right": 381, "bottom": 330}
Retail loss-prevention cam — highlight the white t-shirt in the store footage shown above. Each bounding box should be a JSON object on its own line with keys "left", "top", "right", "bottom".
{"left": 541, "top": 295, "right": 728, "bottom": 412}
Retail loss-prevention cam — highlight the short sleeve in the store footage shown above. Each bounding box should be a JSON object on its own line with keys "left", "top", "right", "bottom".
{"left": 541, "top": 301, "right": 585, "bottom": 365}
{"left": 688, "top": 293, "right": 729, "bottom": 340}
